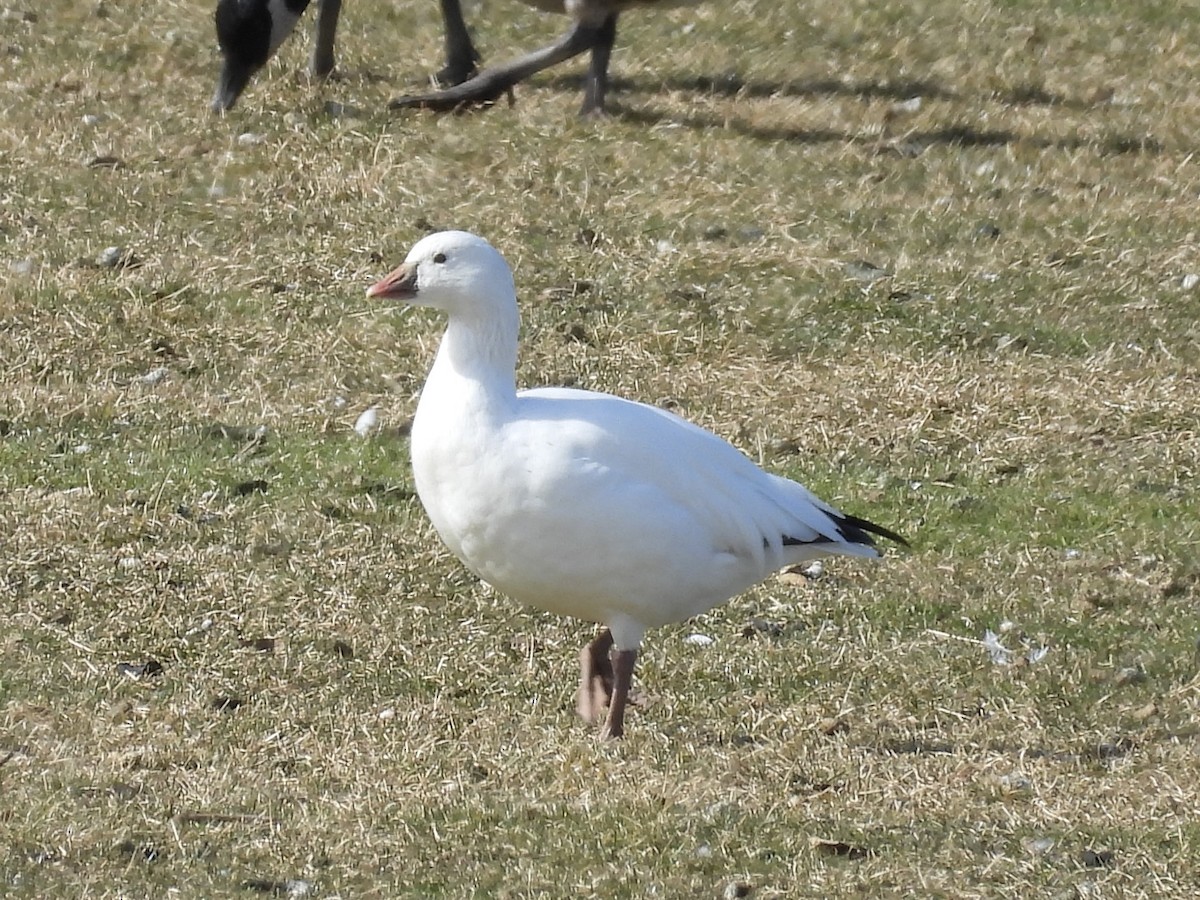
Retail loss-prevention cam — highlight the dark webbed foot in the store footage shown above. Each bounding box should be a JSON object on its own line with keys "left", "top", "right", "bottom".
{"left": 577, "top": 629, "right": 615, "bottom": 724}
{"left": 576, "top": 629, "right": 638, "bottom": 738}
{"left": 389, "top": 73, "right": 517, "bottom": 112}
{"left": 602, "top": 648, "right": 638, "bottom": 739}
{"left": 389, "top": 17, "right": 606, "bottom": 113}
{"left": 433, "top": 59, "right": 480, "bottom": 88}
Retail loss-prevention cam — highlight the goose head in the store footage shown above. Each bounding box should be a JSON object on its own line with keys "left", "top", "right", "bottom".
{"left": 212, "top": 0, "right": 308, "bottom": 111}
{"left": 366, "top": 231, "right": 517, "bottom": 320}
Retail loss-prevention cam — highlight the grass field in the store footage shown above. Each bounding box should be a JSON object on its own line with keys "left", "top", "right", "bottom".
{"left": 3, "top": 0, "right": 1200, "bottom": 896}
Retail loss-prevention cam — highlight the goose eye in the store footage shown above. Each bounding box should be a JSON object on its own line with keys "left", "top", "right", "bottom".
{"left": 433, "top": 252, "right": 447, "bottom": 264}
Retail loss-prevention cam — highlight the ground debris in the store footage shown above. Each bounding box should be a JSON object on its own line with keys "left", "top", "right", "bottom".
{"left": 879, "top": 736, "right": 954, "bottom": 755}
{"left": 354, "top": 405, "right": 380, "bottom": 436}
{"left": 817, "top": 716, "right": 848, "bottom": 736}
{"left": 1081, "top": 848, "right": 1115, "bottom": 868}
{"left": 1025, "top": 836, "right": 1055, "bottom": 855}
{"left": 235, "top": 479, "right": 269, "bottom": 497}
{"left": 250, "top": 540, "right": 293, "bottom": 560}
{"left": 112, "top": 838, "right": 160, "bottom": 863}
{"left": 242, "top": 878, "right": 314, "bottom": 897}
{"left": 980, "top": 626, "right": 1049, "bottom": 666}
{"left": 1131, "top": 701, "right": 1158, "bottom": 721}
{"left": 1089, "top": 735, "right": 1137, "bottom": 761}
{"left": 1113, "top": 665, "right": 1146, "bottom": 687}
{"left": 809, "top": 836, "right": 870, "bottom": 859}
{"left": 203, "top": 423, "right": 270, "bottom": 444}
{"left": 94, "top": 245, "right": 139, "bottom": 268}
{"left": 741, "top": 618, "right": 783, "bottom": 639}
{"left": 360, "top": 480, "right": 416, "bottom": 501}
{"left": 116, "top": 659, "right": 164, "bottom": 679}
{"left": 42, "top": 607, "right": 74, "bottom": 626}
{"left": 997, "top": 772, "right": 1032, "bottom": 794}
{"left": 975, "top": 221, "right": 1002, "bottom": 240}
{"left": 778, "top": 560, "right": 823, "bottom": 585}
{"left": 537, "top": 280, "right": 593, "bottom": 302}
{"left": 325, "top": 100, "right": 362, "bottom": 119}
{"left": 844, "top": 259, "right": 891, "bottom": 282}
{"left": 136, "top": 365, "right": 170, "bottom": 385}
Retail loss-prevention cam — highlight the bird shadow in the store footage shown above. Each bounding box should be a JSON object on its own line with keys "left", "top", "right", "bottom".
{"left": 531, "top": 70, "right": 1167, "bottom": 156}
{"left": 541, "top": 68, "right": 1100, "bottom": 111}
{"left": 544, "top": 70, "right": 960, "bottom": 105}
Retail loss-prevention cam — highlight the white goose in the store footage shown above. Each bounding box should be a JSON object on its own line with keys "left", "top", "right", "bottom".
{"left": 367, "top": 231, "right": 906, "bottom": 737}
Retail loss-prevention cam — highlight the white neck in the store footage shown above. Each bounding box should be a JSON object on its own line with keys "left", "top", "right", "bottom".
{"left": 419, "top": 302, "right": 520, "bottom": 419}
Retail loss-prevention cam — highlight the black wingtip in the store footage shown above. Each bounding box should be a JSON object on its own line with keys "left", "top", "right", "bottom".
{"left": 782, "top": 513, "right": 910, "bottom": 551}
{"left": 837, "top": 513, "right": 910, "bottom": 549}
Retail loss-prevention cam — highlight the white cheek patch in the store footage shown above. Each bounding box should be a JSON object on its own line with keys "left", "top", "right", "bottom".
{"left": 266, "top": 0, "right": 305, "bottom": 55}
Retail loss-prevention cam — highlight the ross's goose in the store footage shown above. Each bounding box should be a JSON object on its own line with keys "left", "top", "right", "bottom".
{"left": 367, "top": 231, "right": 907, "bottom": 738}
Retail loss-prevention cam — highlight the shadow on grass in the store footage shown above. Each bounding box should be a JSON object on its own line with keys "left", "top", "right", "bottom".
{"left": 539, "top": 69, "right": 1098, "bottom": 110}
{"left": 609, "top": 106, "right": 1165, "bottom": 156}
{"left": 526, "top": 71, "right": 1166, "bottom": 155}
{"left": 542, "top": 71, "right": 957, "bottom": 104}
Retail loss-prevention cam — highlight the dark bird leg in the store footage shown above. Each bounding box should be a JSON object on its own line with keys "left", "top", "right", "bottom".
{"left": 310, "top": 0, "right": 342, "bottom": 78}
{"left": 577, "top": 628, "right": 615, "bottom": 724}
{"left": 580, "top": 12, "right": 618, "bottom": 117}
{"left": 437, "top": 0, "right": 482, "bottom": 86}
{"left": 389, "top": 16, "right": 609, "bottom": 112}
{"left": 602, "top": 648, "right": 638, "bottom": 739}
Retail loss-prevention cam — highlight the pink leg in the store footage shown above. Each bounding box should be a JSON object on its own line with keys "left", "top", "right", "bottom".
{"left": 601, "top": 648, "right": 638, "bottom": 739}
{"left": 577, "top": 629, "right": 614, "bottom": 724}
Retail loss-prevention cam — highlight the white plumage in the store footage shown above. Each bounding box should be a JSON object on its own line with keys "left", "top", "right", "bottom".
{"left": 367, "top": 230, "right": 905, "bottom": 737}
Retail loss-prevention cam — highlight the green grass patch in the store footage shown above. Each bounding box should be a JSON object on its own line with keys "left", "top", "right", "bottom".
{"left": 3, "top": 0, "right": 1200, "bottom": 896}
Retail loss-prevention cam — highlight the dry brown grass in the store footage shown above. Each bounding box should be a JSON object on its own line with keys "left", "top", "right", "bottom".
{"left": 2, "top": 0, "right": 1200, "bottom": 896}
